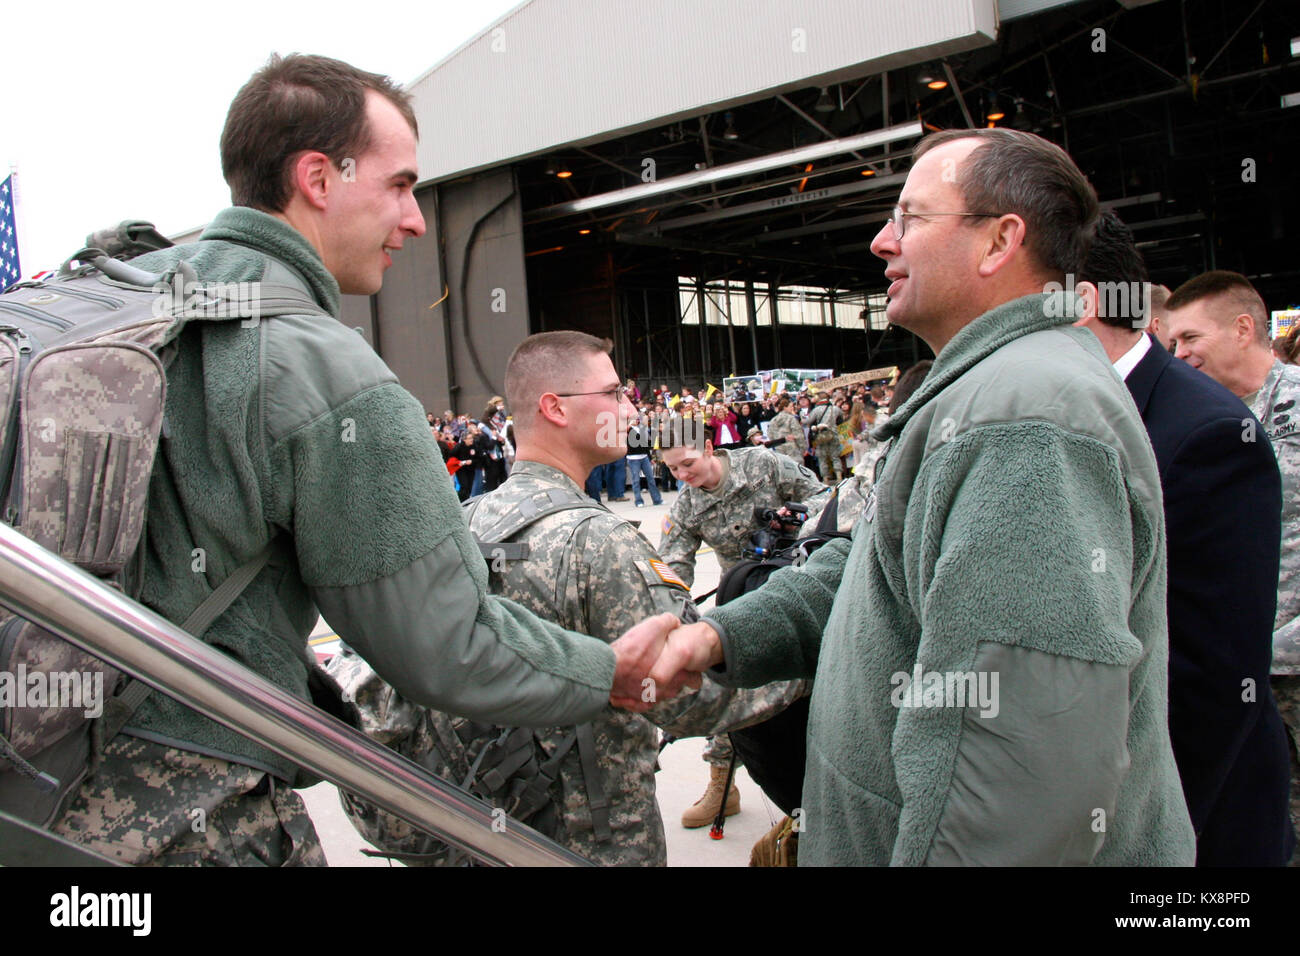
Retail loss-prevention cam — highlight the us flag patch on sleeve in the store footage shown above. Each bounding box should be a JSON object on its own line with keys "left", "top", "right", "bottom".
{"left": 646, "top": 559, "right": 688, "bottom": 591}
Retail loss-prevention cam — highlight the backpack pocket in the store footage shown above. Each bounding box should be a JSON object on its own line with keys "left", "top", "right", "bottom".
{"left": 19, "top": 342, "right": 165, "bottom": 576}
{"left": 61, "top": 428, "right": 145, "bottom": 572}
{"left": 0, "top": 612, "right": 116, "bottom": 758}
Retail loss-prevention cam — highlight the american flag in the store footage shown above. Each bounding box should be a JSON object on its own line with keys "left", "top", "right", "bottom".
{"left": 0, "top": 175, "right": 20, "bottom": 290}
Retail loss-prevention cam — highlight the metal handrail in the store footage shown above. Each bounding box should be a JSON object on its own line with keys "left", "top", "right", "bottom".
{"left": 0, "top": 521, "right": 588, "bottom": 867}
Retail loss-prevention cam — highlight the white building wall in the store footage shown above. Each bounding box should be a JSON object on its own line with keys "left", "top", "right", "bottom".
{"left": 410, "top": 0, "right": 998, "bottom": 183}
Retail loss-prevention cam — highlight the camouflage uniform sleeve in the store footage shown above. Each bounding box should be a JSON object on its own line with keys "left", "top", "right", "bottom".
{"left": 657, "top": 500, "right": 702, "bottom": 590}
{"left": 585, "top": 518, "right": 697, "bottom": 642}
{"left": 650, "top": 675, "right": 809, "bottom": 738}
{"left": 772, "top": 448, "right": 828, "bottom": 504}
{"left": 582, "top": 518, "right": 810, "bottom": 732}
{"left": 1272, "top": 432, "right": 1300, "bottom": 674}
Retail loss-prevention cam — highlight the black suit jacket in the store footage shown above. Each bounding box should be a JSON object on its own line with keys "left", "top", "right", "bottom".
{"left": 1125, "top": 335, "right": 1294, "bottom": 865}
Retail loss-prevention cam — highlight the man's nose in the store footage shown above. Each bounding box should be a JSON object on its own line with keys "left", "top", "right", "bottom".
{"left": 402, "top": 192, "right": 426, "bottom": 238}
{"left": 1172, "top": 340, "right": 1190, "bottom": 361}
{"left": 869, "top": 220, "right": 897, "bottom": 260}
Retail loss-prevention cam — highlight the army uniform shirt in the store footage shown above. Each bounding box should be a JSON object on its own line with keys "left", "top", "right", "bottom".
{"left": 1249, "top": 358, "right": 1300, "bottom": 675}
{"left": 469, "top": 461, "right": 805, "bottom": 866}
{"left": 659, "top": 447, "right": 828, "bottom": 587}
{"left": 766, "top": 410, "right": 807, "bottom": 460}
{"left": 799, "top": 472, "right": 875, "bottom": 539}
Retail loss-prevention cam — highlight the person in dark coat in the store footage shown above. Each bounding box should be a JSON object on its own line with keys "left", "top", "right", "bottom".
{"left": 1077, "top": 212, "right": 1294, "bottom": 865}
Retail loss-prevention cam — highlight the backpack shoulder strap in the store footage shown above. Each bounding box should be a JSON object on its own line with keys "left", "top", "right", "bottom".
{"left": 99, "top": 537, "right": 280, "bottom": 743}
{"left": 470, "top": 486, "right": 602, "bottom": 562}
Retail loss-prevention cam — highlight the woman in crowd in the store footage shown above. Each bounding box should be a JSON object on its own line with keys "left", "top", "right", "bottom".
{"left": 733, "top": 402, "right": 760, "bottom": 445}
{"left": 709, "top": 402, "right": 741, "bottom": 449}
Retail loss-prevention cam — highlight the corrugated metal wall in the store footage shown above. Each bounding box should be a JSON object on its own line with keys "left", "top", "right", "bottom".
{"left": 339, "top": 169, "right": 530, "bottom": 417}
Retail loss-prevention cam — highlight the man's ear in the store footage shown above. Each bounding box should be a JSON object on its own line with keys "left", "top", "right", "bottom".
{"left": 976, "top": 213, "right": 1028, "bottom": 278}
{"left": 290, "top": 151, "right": 334, "bottom": 212}
{"left": 1073, "top": 281, "right": 1100, "bottom": 327}
{"left": 537, "top": 393, "right": 566, "bottom": 428}
{"left": 1233, "top": 312, "right": 1256, "bottom": 348}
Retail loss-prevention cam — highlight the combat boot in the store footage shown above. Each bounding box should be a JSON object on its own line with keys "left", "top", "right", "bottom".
{"left": 681, "top": 764, "right": 740, "bottom": 828}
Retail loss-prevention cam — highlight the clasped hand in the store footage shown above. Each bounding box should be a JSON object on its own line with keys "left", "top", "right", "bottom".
{"left": 608, "top": 616, "right": 724, "bottom": 711}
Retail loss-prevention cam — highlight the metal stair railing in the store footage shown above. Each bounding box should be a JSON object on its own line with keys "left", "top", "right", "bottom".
{"left": 0, "top": 521, "right": 588, "bottom": 867}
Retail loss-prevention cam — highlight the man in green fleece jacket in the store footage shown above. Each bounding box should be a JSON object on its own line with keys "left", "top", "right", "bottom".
{"left": 646, "top": 129, "right": 1196, "bottom": 866}
{"left": 49, "top": 54, "right": 672, "bottom": 866}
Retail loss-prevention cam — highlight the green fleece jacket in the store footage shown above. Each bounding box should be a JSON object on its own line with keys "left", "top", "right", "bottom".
{"left": 706, "top": 293, "right": 1195, "bottom": 866}
{"left": 122, "top": 208, "right": 614, "bottom": 780}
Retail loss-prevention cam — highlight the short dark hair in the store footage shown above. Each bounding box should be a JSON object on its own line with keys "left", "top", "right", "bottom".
{"left": 505, "top": 331, "right": 610, "bottom": 432}
{"left": 221, "top": 53, "right": 418, "bottom": 212}
{"left": 914, "top": 128, "right": 1099, "bottom": 279}
{"left": 1166, "top": 271, "right": 1270, "bottom": 345}
{"left": 1079, "top": 211, "right": 1151, "bottom": 330}
{"left": 889, "top": 361, "right": 933, "bottom": 415}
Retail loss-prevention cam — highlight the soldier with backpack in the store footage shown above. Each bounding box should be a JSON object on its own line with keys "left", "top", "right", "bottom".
{"left": 3, "top": 54, "right": 671, "bottom": 865}
{"left": 333, "top": 332, "right": 804, "bottom": 865}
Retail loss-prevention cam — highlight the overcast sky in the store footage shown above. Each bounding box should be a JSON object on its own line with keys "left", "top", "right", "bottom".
{"left": 1, "top": 0, "right": 523, "bottom": 274}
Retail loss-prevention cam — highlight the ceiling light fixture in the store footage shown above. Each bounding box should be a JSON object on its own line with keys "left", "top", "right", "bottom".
{"left": 532, "top": 120, "right": 924, "bottom": 219}
{"left": 723, "top": 112, "right": 739, "bottom": 140}
{"left": 815, "top": 87, "right": 835, "bottom": 113}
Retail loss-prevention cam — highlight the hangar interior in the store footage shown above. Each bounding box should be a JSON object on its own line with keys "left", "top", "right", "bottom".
{"left": 340, "top": 0, "right": 1300, "bottom": 416}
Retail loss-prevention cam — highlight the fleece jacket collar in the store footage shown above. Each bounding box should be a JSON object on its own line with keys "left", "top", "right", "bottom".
{"left": 876, "top": 292, "right": 1071, "bottom": 442}
{"left": 201, "top": 207, "right": 341, "bottom": 317}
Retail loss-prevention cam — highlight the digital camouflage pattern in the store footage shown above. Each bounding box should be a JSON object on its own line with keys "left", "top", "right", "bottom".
{"left": 799, "top": 472, "right": 875, "bottom": 538}
{"left": 765, "top": 410, "right": 806, "bottom": 460}
{"left": 1250, "top": 357, "right": 1300, "bottom": 676}
{"left": 809, "top": 402, "right": 846, "bottom": 482}
{"left": 373, "top": 461, "right": 805, "bottom": 866}
{"left": 0, "top": 266, "right": 173, "bottom": 823}
{"left": 702, "top": 733, "right": 733, "bottom": 767}
{"left": 1251, "top": 357, "right": 1300, "bottom": 864}
{"left": 659, "top": 446, "right": 828, "bottom": 587}
{"left": 51, "top": 735, "right": 324, "bottom": 866}
{"left": 1271, "top": 675, "right": 1300, "bottom": 865}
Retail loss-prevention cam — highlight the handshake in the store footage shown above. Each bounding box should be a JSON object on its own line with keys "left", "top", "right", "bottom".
{"left": 607, "top": 614, "right": 725, "bottom": 710}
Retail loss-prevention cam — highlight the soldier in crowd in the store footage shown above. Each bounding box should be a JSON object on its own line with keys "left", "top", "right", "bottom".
{"left": 798, "top": 362, "right": 932, "bottom": 539}
{"left": 805, "top": 390, "right": 845, "bottom": 481}
{"left": 765, "top": 395, "right": 807, "bottom": 462}
{"left": 1164, "top": 270, "right": 1300, "bottom": 862}
{"left": 342, "top": 331, "right": 804, "bottom": 865}
{"left": 658, "top": 425, "right": 827, "bottom": 827}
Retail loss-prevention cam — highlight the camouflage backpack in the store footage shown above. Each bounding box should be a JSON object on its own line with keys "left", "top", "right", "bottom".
{"left": 0, "top": 231, "right": 325, "bottom": 826}
{"left": 327, "top": 487, "right": 613, "bottom": 866}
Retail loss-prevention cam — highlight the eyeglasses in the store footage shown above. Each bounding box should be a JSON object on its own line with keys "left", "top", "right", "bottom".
{"left": 554, "top": 385, "right": 625, "bottom": 401}
{"left": 888, "top": 205, "right": 1001, "bottom": 241}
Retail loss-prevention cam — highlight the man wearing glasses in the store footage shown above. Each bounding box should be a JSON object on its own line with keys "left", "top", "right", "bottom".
{"left": 642, "top": 129, "right": 1195, "bottom": 866}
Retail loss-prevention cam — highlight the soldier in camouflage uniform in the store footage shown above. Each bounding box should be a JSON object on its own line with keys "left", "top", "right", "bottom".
{"left": 806, "top": 392, "right": 845, "bottom": 481}
{"left": 765, "top": 396, "right": 807, "bottom": 462}
{"left": 658, "top": 430, "right": 827, "bottom": 825}
{"left": 658, "top": 442, "right": 828, "bottom": 586}
{"left": 798, "top": 470, "right": 876, "bottom": 538}
{"left": 1247, "top": 357, "right": 1300, "bottom": 864}
{"left": 341, "top": 332, "right": 804, "bottom": 865}
{"left": 1166, "top": 271, "right": 1300, "bottom": 864}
